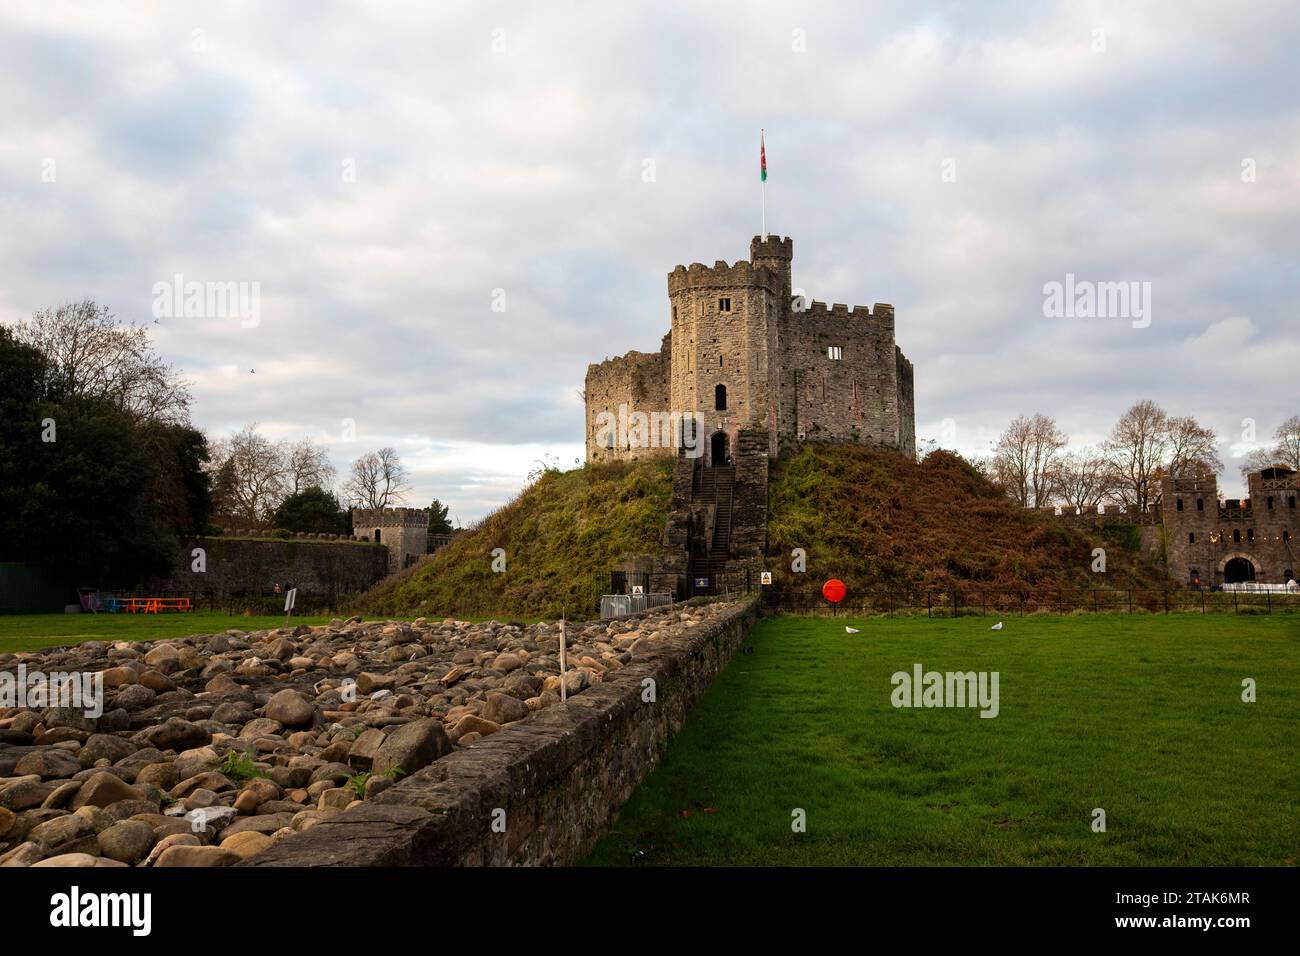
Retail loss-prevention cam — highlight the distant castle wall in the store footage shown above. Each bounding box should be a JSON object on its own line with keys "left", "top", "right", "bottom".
{"left": 1044, "top": 467, "right": 1300, "bottom": 585}
{"left": 151, "top": 536, "right": 388, "bottom": 605}
{"left": 352, "top": 507, "right": 429, "bottom": 572}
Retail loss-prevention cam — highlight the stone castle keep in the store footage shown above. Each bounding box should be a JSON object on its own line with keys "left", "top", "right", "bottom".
{"left": 585, "top": 235, "right": 915, "bottom": 465}
{"left": 585, "top": 234, "right": 914, "bottom": 597}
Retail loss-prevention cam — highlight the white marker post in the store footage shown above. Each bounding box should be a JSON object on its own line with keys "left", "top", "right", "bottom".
{"left": 283, "top": 587, "right": 297, "bottom": 626}
{"left": 559, "top": 617, "right": 567, "bottom": 702}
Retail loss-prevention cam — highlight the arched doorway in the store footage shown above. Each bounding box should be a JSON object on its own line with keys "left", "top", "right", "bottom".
{"left": 1223, "top": 556, "right": 1255, "bottom": 584}
{"left": 709, "top": 431, "right": 729, "bottom": 467}
{"left": 374, "top": 528, "right": 382, "bottom": 544}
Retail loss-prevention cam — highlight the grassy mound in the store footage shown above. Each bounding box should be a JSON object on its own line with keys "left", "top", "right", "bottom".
{"left": 356, "top": 458, "right": 674, "bottom": 620}
{"left": 765, "top": 445, "right": 1170, "bottom": 597}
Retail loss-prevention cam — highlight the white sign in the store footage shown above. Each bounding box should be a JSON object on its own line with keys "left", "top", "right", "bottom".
{"left": 632, "top": 585, "right": 644, "bottom": 595}
{"left": 761, "top": 571, "right": 772, "bottom": 585}
{"left": 283, "top": 588, "right": 297, "bottom": 612}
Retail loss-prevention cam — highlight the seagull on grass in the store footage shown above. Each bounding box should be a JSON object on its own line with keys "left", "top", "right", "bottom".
{"left": 991, "top": 622, "right": 1004, "bottom": 631}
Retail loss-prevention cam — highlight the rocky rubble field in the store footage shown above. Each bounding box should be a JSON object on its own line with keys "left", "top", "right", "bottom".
{"left": 0, "top": 603, "right": 730, "bottom": 867}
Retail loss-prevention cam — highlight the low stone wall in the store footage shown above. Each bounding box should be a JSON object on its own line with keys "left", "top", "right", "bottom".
{"left": 242, "top": 595, "right": 759, "bottom": 866}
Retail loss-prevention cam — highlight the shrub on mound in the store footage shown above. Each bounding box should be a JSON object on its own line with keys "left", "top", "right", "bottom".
{"left": 765, "top": 444, "right": 1171, "bottom": 598}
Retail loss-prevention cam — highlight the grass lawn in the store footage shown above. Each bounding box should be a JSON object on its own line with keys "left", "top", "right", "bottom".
{"left": 583, "top": 613, "right": 1300, "bottom": 866}
{"left": 0, "top": 612, "right": 341, "bottom": 654}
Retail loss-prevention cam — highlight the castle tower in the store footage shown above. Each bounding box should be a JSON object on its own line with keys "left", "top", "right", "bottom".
{"left": 352, "top": 506, "right": 428, "bottom": 573}
{"left": 667, "top": 239, "right": 788, "bottom": 465}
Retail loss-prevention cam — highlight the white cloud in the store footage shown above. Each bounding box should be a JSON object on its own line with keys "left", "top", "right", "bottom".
{"left": 1, "top": 0, "right": 1296, "bottom": 516}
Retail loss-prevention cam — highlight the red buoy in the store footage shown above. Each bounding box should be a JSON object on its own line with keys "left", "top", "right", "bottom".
{"left": 822, "top": 579, "right": 846, "bottom": 604}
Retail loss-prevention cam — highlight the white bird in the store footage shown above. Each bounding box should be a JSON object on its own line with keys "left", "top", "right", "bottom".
{"left": 845, "top": 626, "right": 860, "bottom": 634}
{"left": 991, "top": 622, "right": 1004, "bottom": 631}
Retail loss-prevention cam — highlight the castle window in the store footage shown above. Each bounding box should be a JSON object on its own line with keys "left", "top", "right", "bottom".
{"left": 827, "top": 346, "right": 843, "bottom": 360}
{"left": 1247, "top": 528, "right": 1254, "bottom": 543}
{"left": 1290, "top": 496, "right": 1297, "bottom": 509}
{"left": 1285, "top": 531, "right": 1291, "bottom": 542}
{"left": 672, "top": 305, "right": 677, "bottom": 321}
{"left": 1267, "top": 496, "right": 1274, "bottom": 510}
{"left": 1176, "top": 498, "right": 1183, "bottom": 511}
{"left": 715, "top": 384, "right": 727, "bottom": 411}
{"left": 1233, "top": 529, "right": 1241, "bottom": 544}
{"left": 1197, "top": 498, "right": 1204, "bottom": 511}
{"left": 1188, "top": 532, "right": 1195, "bottom": 544}
{"left": 374, "top": 529, "right": 382, "bottom": 544}
{"left": 719, "top": 355, "right": 724, "bottom": 367}
{"left": 719, "top": 297, "right": 731, "bottom": 313}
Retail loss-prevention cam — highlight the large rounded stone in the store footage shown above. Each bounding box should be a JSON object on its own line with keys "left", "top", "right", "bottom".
{"left": 29, "top": 814, "right": 94, "bottom": 852}
{"left": 70, "top": 772, "right": 145, "bottom": 810}
{"left": 97, "top": 820, "right": 154, "bottom": 863}
{"left": 15, "top": 749, "right": 82, "bottom": 780}
{"left": 451, "top": 714, "right": 501, "bottom": 740}
{"left": 220, "top": 830, "right": 272, "bottom": 859}
{"left": 482, "top": 692, "right": 529, "bottom": 725}
{"left": 264, "top": 690, "right": 314, "bottom": 727}
{"left": 79, "top": 734, "right": 138, "bottom": 767}
{"left": 145, "top": 718, "right": 211, "bottom": 751}
{"left": 372, "top": 718, "right": 452, "bottom": 776}
{"left": 153, "top": 845, "right": 240, "bottom": 867}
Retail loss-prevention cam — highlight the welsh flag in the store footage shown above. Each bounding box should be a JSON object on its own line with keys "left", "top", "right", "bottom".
{"left": 760, "top": 131, "right": 767, "bottom": 181}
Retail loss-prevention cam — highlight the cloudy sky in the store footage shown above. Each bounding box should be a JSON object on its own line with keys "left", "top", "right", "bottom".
{"left": 1, "top": 0, "right": 1296, "bottom": 519}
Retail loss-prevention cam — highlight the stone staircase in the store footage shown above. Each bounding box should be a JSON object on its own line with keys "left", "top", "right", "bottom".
{"left": 650, "top": 429, "right": 768, "bottom": 599}
{"left": 688, "top": 464, "right": 735, "bottom": 594}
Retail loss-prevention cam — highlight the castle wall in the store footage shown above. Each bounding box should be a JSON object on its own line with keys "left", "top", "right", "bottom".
{"left": 584, "top": 335, "right": 673, "bottom": 463}
{"left": 896, "top": 346, "right": 916, "bottom": 459}
{"left": 353, "top": 507, "right": 429, "bottom": 572}
{"left": 1159, "top": 472, "right": 1299, "bottom": 585}
{"left": 775, "top": 301, "right": 903, "bottom": 453}
{"left": 150, "top": 536, "right": 388, "bottom": 606}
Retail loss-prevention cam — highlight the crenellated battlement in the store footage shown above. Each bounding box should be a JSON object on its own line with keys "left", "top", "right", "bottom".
{"left": 667, "top": 259, "right": 780, "bottom": 295}
{"left": 353, "top": 506, "right": 429, "bottom": 528}
{"left": 750, "top": 234, "right": 793, "bottom": 260}
{"left": 797, "top": 300, "right": 895, "bottom": 323}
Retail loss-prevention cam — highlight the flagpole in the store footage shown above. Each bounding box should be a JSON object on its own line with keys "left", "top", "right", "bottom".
{"left": 761, "top": 128, "right": 767, "bottom": 240}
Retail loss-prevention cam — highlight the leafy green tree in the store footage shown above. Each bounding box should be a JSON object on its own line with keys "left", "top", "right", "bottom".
{"left": 272, "top": 486, "right": 351, "bottom": 535}
{"left": 427, "top": 498, "right": 454, "bottom": 535}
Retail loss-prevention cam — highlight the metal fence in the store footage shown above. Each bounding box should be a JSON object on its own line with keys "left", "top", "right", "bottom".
{"left": 760, "top": 587, "right": 1300, "bottom": 617}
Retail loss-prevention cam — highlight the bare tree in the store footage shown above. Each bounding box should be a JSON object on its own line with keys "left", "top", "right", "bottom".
{"left": 15, "top": 299, "right": 191, "bottom": 424}
{"left": 283, "top": 439, "right": 336, "bottom": 496}
{"left": 209, "top": 423, "right": 288, "bottom": 526}
{"left": 1241, "top": 415, "right": 1300, "bottom": 477}
{"left": 1104, "top": 400, "right": 1174, "bottom": 514}
{"left": 991, "top": 414, "right": 1067, "bottom": 507}
{"left": 343, "top": 447, "right": 411, "bottom": 510}
{"left": 1165, "top": 415, "right": 1221, "bottom": 478}
{"left": 1050, "top": 448, "right": 1112, "bottom": 513}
